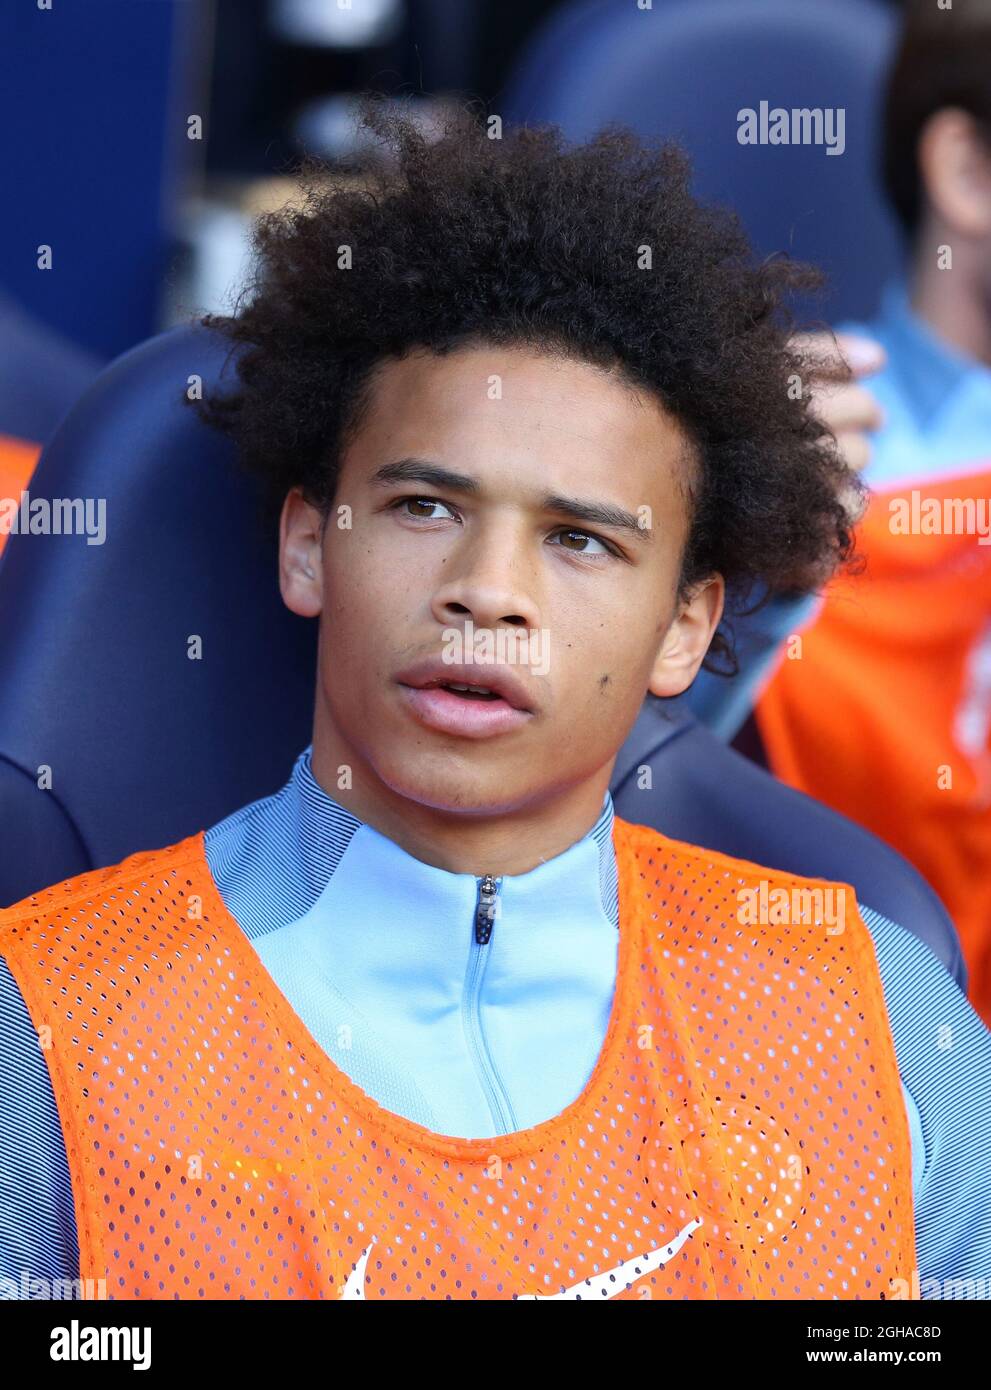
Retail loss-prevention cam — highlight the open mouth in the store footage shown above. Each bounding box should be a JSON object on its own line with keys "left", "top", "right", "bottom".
{"left": 437, "top": 682, "right": 503, "bottom": 701}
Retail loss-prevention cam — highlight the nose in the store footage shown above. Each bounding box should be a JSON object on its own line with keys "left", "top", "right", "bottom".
{"left": 429, "top": 524, "right": 541, "bottom": 633}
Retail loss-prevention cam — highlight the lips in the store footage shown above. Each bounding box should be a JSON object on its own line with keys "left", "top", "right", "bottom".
{"left": 395, "top": 658, "right": 536, "bottom": 713}
{"left": 395, "top": 656, "right": 537, "bottom": 739}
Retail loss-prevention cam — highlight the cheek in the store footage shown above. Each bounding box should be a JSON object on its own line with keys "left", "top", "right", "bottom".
{"left": 557, "top": 604, "right": 671, "bottom": 730}
{"left": 550, "top": 580, "right": 665, "bottom": 676}
{"left": 323, "top": 531, "right": 403, "bottom": 614}
{"left": 543, "top": 627, "right": 636, "bottom": 724}
{"left": 319, "top": 534, "right": 428, "bottom": 672}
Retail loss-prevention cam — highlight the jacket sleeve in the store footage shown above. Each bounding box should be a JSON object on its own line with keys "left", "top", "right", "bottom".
{"left": 862, "top": 905, "right": 991, "bottom": 1297}
{"left": 0, "top": 957, "right": 79, "bottom": 1292}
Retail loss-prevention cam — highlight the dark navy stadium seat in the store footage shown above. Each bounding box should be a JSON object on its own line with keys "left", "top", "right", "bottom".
{"left": 502, "top": 0, "right": 903, "bottom": 323}
{"left": 0, "top": 323, "right": 965, "bottom": 990}
{"left": 0, "top": 292, "right": 103, "bottom": 446}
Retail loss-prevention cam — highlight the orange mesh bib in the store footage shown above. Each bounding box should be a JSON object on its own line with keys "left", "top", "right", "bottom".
{"left": 0, "top": 817, "right": 916, "bottom": 1300}
{"left": 757, "top": 467, "right": 991, "bottom": 1024}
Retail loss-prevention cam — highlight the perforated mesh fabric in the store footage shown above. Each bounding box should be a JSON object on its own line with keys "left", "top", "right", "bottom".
{"left": 0, "top": 819, "right": 916, "bottom": 1300}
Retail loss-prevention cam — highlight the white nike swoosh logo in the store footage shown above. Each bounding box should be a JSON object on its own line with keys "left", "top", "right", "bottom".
{"left": 339, "top": 1217, "right": 703, "bottom": 1300}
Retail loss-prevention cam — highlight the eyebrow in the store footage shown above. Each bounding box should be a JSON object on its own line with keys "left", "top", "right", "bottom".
{"left": 369, "top": 456, "right": 653, "bottom": 544}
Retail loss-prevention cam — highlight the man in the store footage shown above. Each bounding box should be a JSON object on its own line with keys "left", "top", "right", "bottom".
{"left": 757, "top": 0, "right": 991, "bottom": 1022}
{"left": 1, "top": 106, "right": 988, "bottom": 1301}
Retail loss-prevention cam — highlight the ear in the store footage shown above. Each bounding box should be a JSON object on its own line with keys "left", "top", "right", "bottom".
{"left": 279, "top": 487, "right": 325, "bottom": 618}
{"left": 919, "top": 107, "right": 991, "bottom": 240}
{"left": 647, "top": 574, "right": 725, "bottom": 698}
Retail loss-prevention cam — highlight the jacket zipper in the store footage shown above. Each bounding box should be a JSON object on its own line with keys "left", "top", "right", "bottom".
{"left": 462, "top": 874, "right": 518, "bottom": 1133}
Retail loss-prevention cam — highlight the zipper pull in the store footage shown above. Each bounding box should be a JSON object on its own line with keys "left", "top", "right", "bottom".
{"left": 474, "top": 875, "right": 501, "bottom": 945}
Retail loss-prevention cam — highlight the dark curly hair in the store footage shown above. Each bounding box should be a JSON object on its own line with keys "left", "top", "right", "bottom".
{"left": 191, "top": 100, "right": 862, "bottom": 676}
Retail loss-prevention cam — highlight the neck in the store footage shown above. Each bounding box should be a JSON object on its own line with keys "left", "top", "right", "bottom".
{"left": 910, "top": 217, "right": 991, "bottom": 366}
{"left": 309, "top": 703, "right": 614, "bottom": 877}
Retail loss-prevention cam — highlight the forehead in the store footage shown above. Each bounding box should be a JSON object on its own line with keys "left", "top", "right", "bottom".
{"left": 341, "top": 344, "right": 694, "bottom": 513}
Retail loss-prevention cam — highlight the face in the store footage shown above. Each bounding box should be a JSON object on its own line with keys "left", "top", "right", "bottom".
{"left": 921, "top": 108, "right": 991, "bottom": 287}
{"left": 280, "top": 344, "right": 723, "bottom": 827}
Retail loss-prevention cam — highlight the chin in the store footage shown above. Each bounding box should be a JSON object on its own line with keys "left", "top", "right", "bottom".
{"left": 375, "top": 752, "right": 535, "bottom": 817}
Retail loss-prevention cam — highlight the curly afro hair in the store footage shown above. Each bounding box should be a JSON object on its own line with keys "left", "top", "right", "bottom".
{"left": 192, "top": 100, "right": 862, "bottom": 676}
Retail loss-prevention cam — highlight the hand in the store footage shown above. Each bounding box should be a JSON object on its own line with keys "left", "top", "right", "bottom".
{"left": 790, "top": 330, "right": 886, "bottom": 472}
{"left": 789, "top": 330, "right": 887, "bottom": 527}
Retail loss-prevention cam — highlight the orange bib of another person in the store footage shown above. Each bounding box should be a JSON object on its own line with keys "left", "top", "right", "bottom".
{"left": 0, "top": 433, "right": 41, "bottom": 558}
{"left": 758, "top": 466, "right": 991, "bottom": 1023}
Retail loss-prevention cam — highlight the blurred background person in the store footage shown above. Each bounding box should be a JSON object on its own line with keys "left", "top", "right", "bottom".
{"left": 757, "top": 0, "right": 991, "bottom": 1021}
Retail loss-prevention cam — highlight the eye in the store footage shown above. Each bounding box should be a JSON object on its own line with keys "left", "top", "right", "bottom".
{"left": 550, "top": 528, "right": 616, "bottom": 558}
{"left": 390, "top": 495, "right": 459, "bottom": 522}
